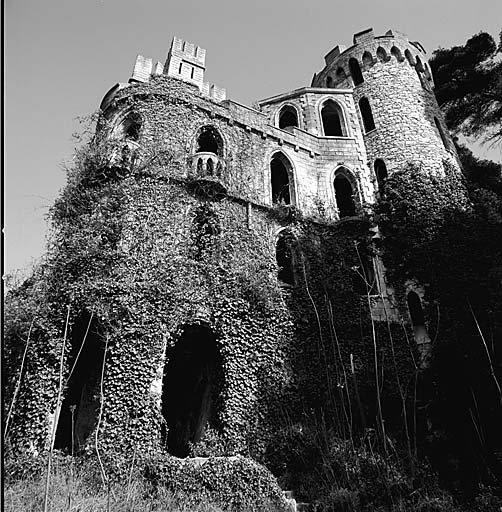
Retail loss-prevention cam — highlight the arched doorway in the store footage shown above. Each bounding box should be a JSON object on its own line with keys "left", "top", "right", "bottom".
{"left": 161, "top": 325, "right": 222, "bottom": 457}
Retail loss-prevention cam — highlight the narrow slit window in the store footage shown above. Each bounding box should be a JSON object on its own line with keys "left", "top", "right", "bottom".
{"left": 359, "top": 97, "right": 376, "bottom": 133}
{"left": 407, "top": 291, "right": 429, "bottom": 344}
{"left": 349, "top": 58, "right": 364, "bottom": 85}
{"left": 374, "top": 159, "right": 388, "bottom": 196}
{"left": 276, "top": 232, "right": 294, "bottom": 285}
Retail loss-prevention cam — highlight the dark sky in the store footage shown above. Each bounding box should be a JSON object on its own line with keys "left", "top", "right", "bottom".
{"left": 5, "top": 0, "right": 502, "bottom": 274}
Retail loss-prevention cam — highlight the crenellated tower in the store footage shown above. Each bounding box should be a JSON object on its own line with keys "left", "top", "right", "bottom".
{"left": 312, "top": 28, "right": 459, "bottom": 185}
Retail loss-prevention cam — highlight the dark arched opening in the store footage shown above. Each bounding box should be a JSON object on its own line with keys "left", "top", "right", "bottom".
{"left": 278, "top": 106, "right": 299, "bottom": 130}
{"left": 321, "top": 100, "right": 345, "bottom": 137}
{"left": 121, "top": 113, "right": 142, "bottom": 141}
{"left": 197, "top": 126, "right": 223, "bottom": 156}
{"left": 162, "top": 325, "right": 222, "bottom": 457}
{"left": 407, "top": 291, "right": 429, "bottom": 344}
{"left": 276, "top": 232, "right": 294, "bottom": 285}
{"left": 334, "top": 172, "right": 357, "bottom": 218}
{"left": 55, "top": 313, "right": 105, "bottom": 453}
{"left": 271, "top": 154, "right": 292, "bottom": 205}
{"left": 374, "top": 159, "right": 388, "bottom": 196}
{"left": 376, "top": 46, "right": 388, "bottom": 62}
{"left": 359, "top": 97, "right": 376, "bottom": 133}
{"left": 434, "top": 117, "right": 449, "bottom": 150}
{"left": 349, "top": 58, "right": 364, "bottom": 85}
{"left": 193, "top": 205, "right": 220, "bottom": 261}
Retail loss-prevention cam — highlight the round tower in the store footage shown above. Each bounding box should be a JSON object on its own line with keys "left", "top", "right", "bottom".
{"left": 313, "top": 28, "right": 460, "bottom": 183}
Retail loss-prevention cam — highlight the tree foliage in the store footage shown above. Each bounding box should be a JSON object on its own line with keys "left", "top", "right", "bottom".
{"left": 430, "top": 30, "right": 502, "bottom": 143}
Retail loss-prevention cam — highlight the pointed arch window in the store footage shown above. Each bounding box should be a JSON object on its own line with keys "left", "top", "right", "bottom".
{"left": 358, "top": 97, "right": 376, "bottom": 133}
{"left": 271, "top": 153, "right": 294, "bottom": 205}
{"left": 196, "top": 126, "right": 224, "bottom": 156}
{"left": 321, "top": 100, "right": 347, "bottom": 137}
{"left": 278, "top": 105, "right": 299, "bottom": 130}
{"left": 348, "top": 58, "right": 364, "bottom": 85}
{"left": 376, "top": 47, "right": 388, "bottom": 62}
{"left": 119, "top": 112, "right": 142, "bottom": 141}
{"left": 334, "top": 170, "right": 357, "bottom": 218}
{"left": 276, "top": 231, "right": 295, "bottom": 286}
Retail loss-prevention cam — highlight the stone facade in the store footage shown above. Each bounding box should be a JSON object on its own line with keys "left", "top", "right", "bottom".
{"left": 6, "top": 27, "right": 462, "bottom": 458}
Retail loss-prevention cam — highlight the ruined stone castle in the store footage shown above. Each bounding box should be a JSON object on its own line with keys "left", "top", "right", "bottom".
{"left": 6, "top": 28, "right": 463, "bottom": 460}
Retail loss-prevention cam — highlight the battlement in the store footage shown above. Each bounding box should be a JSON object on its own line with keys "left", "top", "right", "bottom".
{"left": 127, "top": 37, "right": 226, "bottom": 101}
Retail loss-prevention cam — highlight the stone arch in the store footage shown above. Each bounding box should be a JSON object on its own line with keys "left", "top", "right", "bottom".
{"left": 333, "top": 166, "right": 358, "bottom": 218}
{"left": 270, "top": 151, "right": 296, "bottom": 206}
{"left": 277, "top": 104, "right": 300, "bottom": 130}
{"left": 358, "top": 97, "right": 376, "bottom": 133}
{"left": 161, "top": 324, "right": 223, "bottom": 457}
{"left": 376, "top": 46, "right": 388, "bottom": 62}
{"left": 348, "top": 57, "right": 364, "bottom": 85}
{"left": 405, "top": 49, "right": 416, "bottom": 66}
{"left": 276, "top": 229, "right": 295, "bottom": 286}
{"left": 55, "top": 313, "right": 106, "bottom": 453}
{"left": 194, "top": 125, "right": 225, "bottom": 157}
{"left": 114, "top": 110, "right": 142, "bottom": 141}
{"left": 320, "top": 98, "right": 348, "bottom": 137}
{"left": 391, "top": 45, "right": 403, "bottom": 61}
{"left": 362, "top": 51, "right": 373, "bottom": 67}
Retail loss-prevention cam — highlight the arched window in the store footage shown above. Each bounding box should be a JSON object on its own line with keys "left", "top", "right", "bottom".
{"left": 434, "top": 117, "right": 449, "bottom": 150}
{"left": 404, "top": 49, "right": 416, "bottom": 66}
{"left": 276, "top": 232, "right": 294, "bottom": 285}
{"left": 362, "top": 51, "right": 373, "bottom": 67}
{"left": 196, "top": 126, "right": 223, "bottom": 156}
{"left": 374, "top": 159, "right": 388, "bottom": 196}
{"left": 348, "top": 58, "right": 364, "bottom": 85}
{"left": 321, "top": 100, "right": 346, "bottom": 137}
{"left": 376, "top": 46, "right": 388, "bottom": 62}
{"left": 120, "top": 112, "right": 142, "bottom": 141}
{"left": 271, "top": 153, "right": 293, "bottom": 205}
{"left": 407, "top": 291, "right": 429, "bottom": 344}
{"left": 278, "top": 105, "right": 299, "bottom": 130}
{"left": 391, "top": 46, "right": 403, "bottom": 61}
{"left": 358, "top": 97, "right": 376, "bottom": 133}
{"left": 336, "top": 67, "right": 346, "bottom": 82}
{"left": 334, "top": 171, "right": 357, "bottom": 218}
{"left": 326, "top": 76, "right": 333, "bottom": 88}
{"left": 193, "top": 205, "right": 220, "bottom": 260}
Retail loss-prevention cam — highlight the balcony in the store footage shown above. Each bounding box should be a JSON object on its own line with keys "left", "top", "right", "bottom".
{"left": 187, "top": 152, "right": 227, "bottom": 199}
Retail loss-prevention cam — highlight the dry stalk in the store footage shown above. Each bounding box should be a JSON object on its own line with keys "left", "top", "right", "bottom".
{"left": 4, "top": 314, "right": 37, "bottom": 443}
{"left": 43, "top": 303, "right": 71, "bottom": 512}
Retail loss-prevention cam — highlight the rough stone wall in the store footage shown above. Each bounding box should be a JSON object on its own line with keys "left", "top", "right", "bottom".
{"left": 313, "top": 29, "right": 460, "bottom": 178}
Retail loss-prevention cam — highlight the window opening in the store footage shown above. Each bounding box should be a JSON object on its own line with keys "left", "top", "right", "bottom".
{"left": 336, "top": 67, "right": 346, "bottom": 81}
{"left": 193, "top": 205, "right": 219, "bottom": 260}
{"left": 362, "top": 51, "right": 373, "bottom": 66}
{"left": 405, "top": 49, "right": 416, "bottom": 66}
{"left": 334, "top": 172, "right": 357, "bottom": 218}
{"left": 391, "top": 46, "right": 403, "bottom": 61}
{"left": 121, "top": 113, "right": 141, "bottom": 141}
{"left": 271, "top": 155, "right": 292, "bottom": 205}
{"left": 55, "top": 314, "right": 105, "bottom": 452}
{"left": 374, "top": 159, "right": 388, "bottom": 196}
{"left": 359, "top": 97, "right": 376, "bottom": 133}
{"left": 278, "top": 106, "right": 299, "bottom": 130}
{"left": 321, "top": 100, "right": 345, "bottom": 136}
{"left": 162, "top": 325, "right": 222, "bottom": 457}
{"left": 196, "top": 126, "right": 223, "bottom": 155}
{"left": 326, "top": 76, "right": 333, "bottom": 88}
{"left": 376, "top": 46, "right": 388, "bottom": 61}
{"left": 276, "top": 232, "right": 294, "bottom": 285}
{"left": 349, "top": 58, "right": 364, "bottom": 85}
